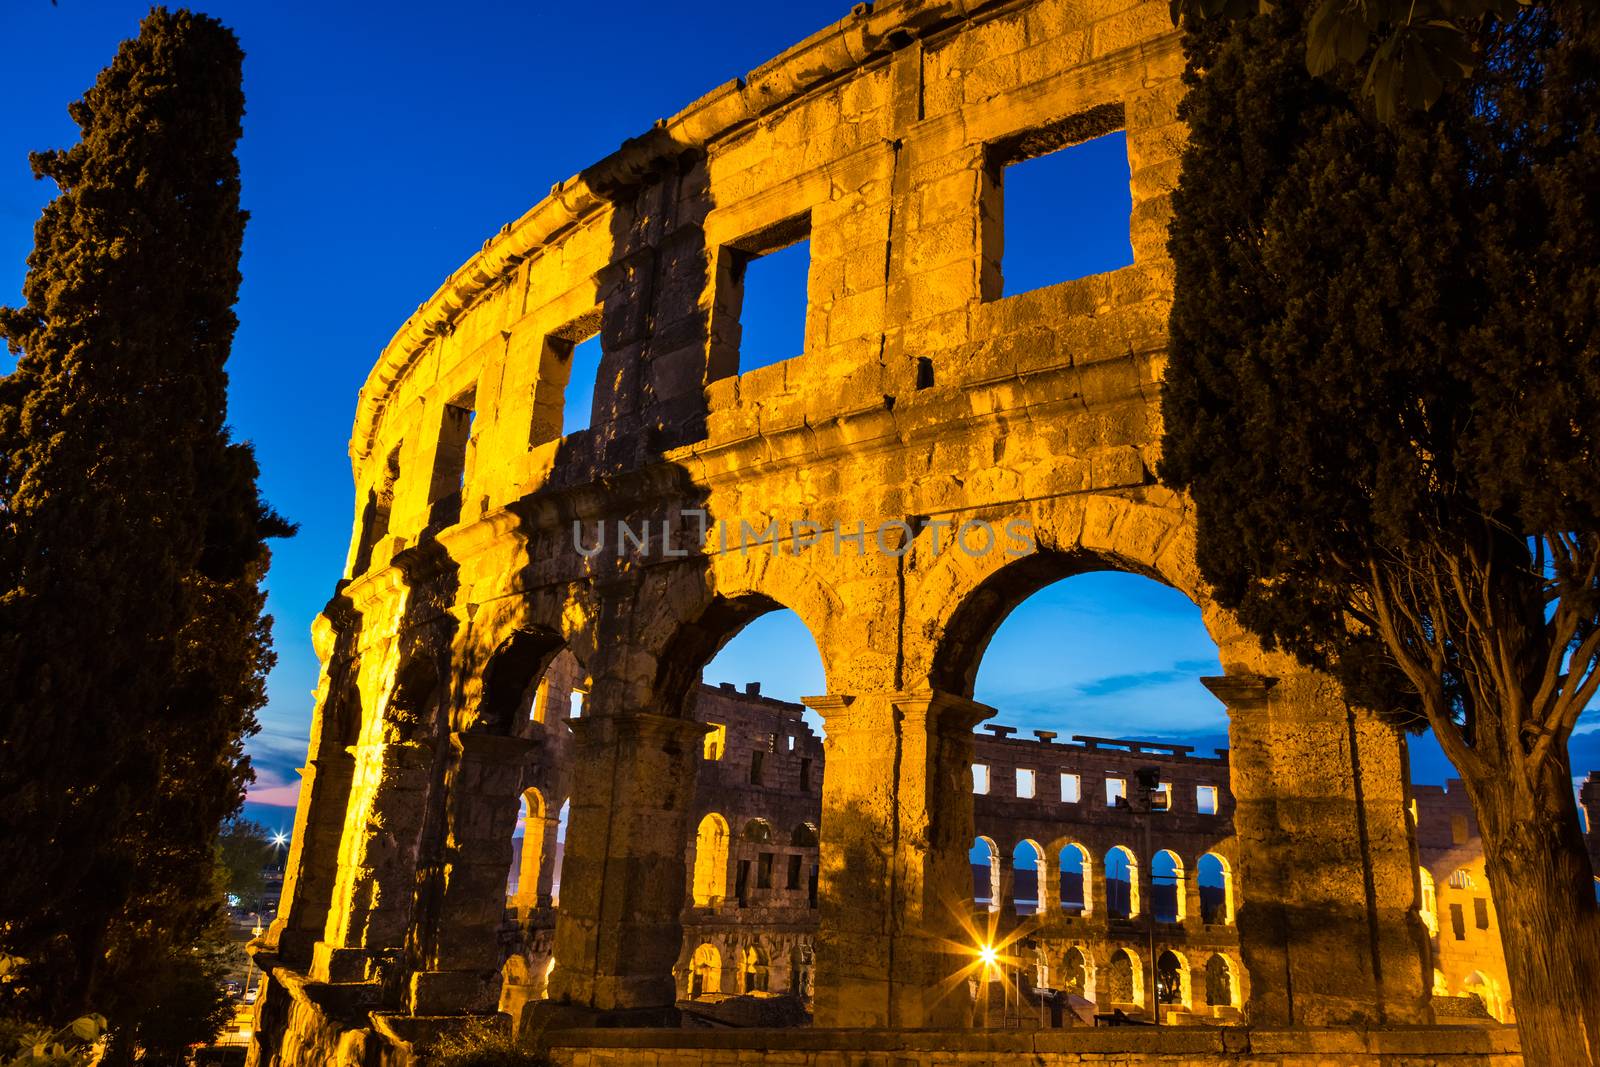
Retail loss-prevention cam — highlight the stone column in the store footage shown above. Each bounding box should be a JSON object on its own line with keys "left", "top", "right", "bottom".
{"left": 804, "top": 689, "right": 993, "bottom": 1028}
{"left": 1204, "top": 671, "right": 1430, "bottom": 1026}
{"left": 997, "top": 853, "right": 1017, "bottom": 920}
{"left": 406, "top": 732, "right": 535, "bottom": 1014}
{"left": 1183, "top": 861, "right": 1203, "bottom": 929}
{"left": 311, "top": 739, "right": 435, "bottom": 984}
{"left": 513, "top": 810, "right": 560, "bottom": 913}
{"left": 265, "top": 749, "right": 356, "bottom": 966}
{"left": 542, "top": 711, "right": 706, "bottom": 1023}
{"left": 1039, "top": 845, "right": 1061, "bottom": 917}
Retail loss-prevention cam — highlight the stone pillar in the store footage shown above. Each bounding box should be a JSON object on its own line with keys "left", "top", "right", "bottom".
{"left": 311, "top": 739, "right": 434, "bottom": 984}
{"left": 1039, "top": 845, "right": 1061, "bottom": 916}
{"left": 514, "top": 810, "right": 560, "bottom": 913}
{"left": 997, "top": 853, "right": 1017, "bottom": 920}
{"left": 804, "top": 689, "right": 993, "bottom": 1028}
{"left": 1184, "top": 861, "right": 1204, "bottom": 929}
{"left": 265, "top": 749, "right": 356, "bottom": 966}
{"left": 542, "top": 711, "right": 706, "bottom": 1022}
{"left": 406, "top": 732, "right": 535, "bottom": 1014}
{"left": 1204, "top": 671, "right": 1430, "bottom": 1026}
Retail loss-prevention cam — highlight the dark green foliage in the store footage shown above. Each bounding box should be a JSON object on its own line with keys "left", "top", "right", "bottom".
{"left": 1171, "top": 0, "right": 1533, "bottom": 119}
{"left": 217, "top": 819, "right": 274, "bottom": 912}
{"left": 428, "top": 1019, "right": 551, "bottom": 1067}
{"left": 0, "top": 5, "right": 290, "bottom": 1048}
{"left": 1162, "top": 1, "right": 1600, "bottom": 1057}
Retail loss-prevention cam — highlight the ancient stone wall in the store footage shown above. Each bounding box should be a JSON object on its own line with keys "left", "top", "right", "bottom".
{"left": 249, "top": 0, "right": 1441, "bottom": 1062}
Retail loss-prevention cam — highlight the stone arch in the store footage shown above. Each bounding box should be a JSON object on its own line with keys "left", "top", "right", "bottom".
{"left": 1104, "top": 845, "right": 1139, "bottom": 919}
{"left": 1062, "top": 945, "right": 1094, "bottom": 1002}
{"left": 791, "top": 822, "right": 819, "bottom": 847}
{"left": 1056, "top": 842, "right": 1093, "bottom": 915}
{"left": 1197, "top": 852, "right": 1234, "bottom": 925}
{"left": 512, "top": 787, "right": 548, "bottom": 909}
{"left": 742, "top": 818, "right": 773, "bottom": 843}
{"left": 690, "top": 943, "right": 721, "bottom": 997}
{"left": 1012, "top": 839, "right": 1044, "bottom": 915}
{"left": 1104, "top": 946, "right": 1143, "bottom": 1008}
{"left": 1156, "top": 948, "right": 1190, "bottom": 1008}
{"left": 742, "top": 944, "right": 770, "bottom": 994}
{"left": 692, "top": 813, "right": 731, "bottom": 907}
{"left": 1205, "top": 952, "right": 1238, "bottom": 1009}
{"left": 472, "top": 625, "right": 565, "bottom": 734}
{"left": 1151, "top": 849, "right": 1185, "bottom": 923}
{"left": 381, "top": 654, "right": 442, "bottom": 743}
{"left": 910, "top": 497, "right": 1198, "bottom": 696}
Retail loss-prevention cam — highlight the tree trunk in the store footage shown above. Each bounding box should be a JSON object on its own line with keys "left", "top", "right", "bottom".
{"left": 1465, "top": 766, "right": 1600, "bottom": 1067}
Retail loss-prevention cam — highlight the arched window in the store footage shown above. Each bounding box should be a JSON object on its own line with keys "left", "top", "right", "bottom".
{"left": 1151, "top": 850, "right": 1185, "bottom": 923}
{"left": 973, "top": 836, "right": 1000, "bottom": 911}
{"left": 743, "top": 945, "right": 770, "bottom": 994}
{"left": 689, "top": 943, "right": 721, "bottom": 997}
{"left": 1197, "top": 852, "right": 1233, "bottom": 925}
{"left": 743, "top": 818, "right": 773, "bottom": 843}
{"left": 1448, "top": 868, "right": 1475, "bottom": 890}
{"left": 1156, "top": 949, "right": 1188, "bottom": 1007}
{"left": 1062, "top": 946, "right": 1091, "bottom": 999}
{"left": 1106, "top": 947, "right": 1143, "bottom": 1006}
{"left": 1204, "top": 953, "right": 1236, "bottom": 1008}
{"left": 511, "top": 787, "right": 547, "bottom": 908}
{"left": 1059, "top": 843, "right": 1092, "bottom": 915}
{"left": 692, "top": 813, "right": 731, "bottom": 906}
{"left": 1012, "top": 840, "right": 1043, "bottom": 915}
{"left": 1418, "top": 867, "right": 1438, "bottom": 935}
{"left": 791, "top": 822, "right": 818, "bottom": 847}
{"left": 1463, "top": 971, "right": 1505, "bottom": 1021}
{"left": 1105, "top": 846, "right": 1139, "bottom": 919}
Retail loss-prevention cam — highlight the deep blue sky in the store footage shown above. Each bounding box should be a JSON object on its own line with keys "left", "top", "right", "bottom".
{"left": 3, "top": 3, "right": 1594, "bottom": 833}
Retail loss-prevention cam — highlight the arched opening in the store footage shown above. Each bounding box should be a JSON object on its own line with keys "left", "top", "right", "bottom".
{"left": 1197, "top": 852, "right": 1233, "bottom": 925}
{"left": 689, "top": 943, "right": 722, "bottom": 998}
{"left": 1205, "top": 953, "right": 1237, "bottom": 1009}
{"left": 1012, "top": 840, "right": 1043, "bottom": 915}
{"left": 742, "top": 944, "right": 771, "bottom": 994}
{"left": 972, "top": 836, "right": 1000, "bottom": 911}
{"left": 1418, "top": 867, "right": 1438, "bottom": 935}
{"left": 1156, "top": 948, "right": 1188, "bottom": 1008}
{"left": 1463, "top": 970, "right": 1505, "bottom": 1021}
{"left": 1062, "top": 946, "right": 1093, "bottom": 1001}
{"left": 1105, "top": 846, "right": 1139, "bottom": 919}
{"left": 1105, "top": 947, "right": 1143, "bottom": 1008}
{"left": 510, "top": 787, "right": 548, "bottom": 909}
{"left": 791, "top": 822, "right": 818, "bottom": 847}
{"left": 1151, "top": 850, "right": 1184, "bottom": 923}
{"left": 692, "top": 813, "right": 731, "bottom": 907}
{"left": 1058, "top": 843, "right": 1091, "bottom": 915}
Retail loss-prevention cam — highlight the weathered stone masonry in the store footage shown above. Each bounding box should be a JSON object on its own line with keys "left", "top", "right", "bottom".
{"left": 248, "top": 0, "right": 1448, "bottom": 1061}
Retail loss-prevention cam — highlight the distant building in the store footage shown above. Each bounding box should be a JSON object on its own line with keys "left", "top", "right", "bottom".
{"left": 494, "top": 667, "right": 1599, "bottom": 1027}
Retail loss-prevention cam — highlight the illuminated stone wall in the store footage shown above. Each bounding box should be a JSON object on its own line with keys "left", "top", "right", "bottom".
{"left": 247, "top": 0, "right": 1438, "bottom": 1062}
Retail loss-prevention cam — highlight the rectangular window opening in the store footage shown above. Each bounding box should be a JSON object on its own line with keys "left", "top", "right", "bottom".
{"left": 1473, "top": 897, "right": 1489, "bottom": 930}
{"left": 710, "top": 214, "right": 811, "bottom": 381}
{"left": 531, "top": 311, "right": 603, "bottom": 446}
{"left": 757, "top": 853, "right": 774, "bottom": 890}
{"left": 424, "top": 386, "right": 476, "bottom": 531}
{"left": 1152, "top": 781, "right": 1170, "bottom": 812}
{"left": 786, "top": 854, "right": 803, "bottom": 890}
{"left": 1016, "top": 768, "right": 1036, "bottom": 799}
{"left": 1060, "top": 772, "right": 1081, "bottom": 804}
{"left": 973, "top": 763, "right": 991, "bottom": 795}
{"left": 1106, "top": 778, "right": 1126, "bottom": 807}
{"left": 985, "top": 106, "right": 1132, "bottom": 300}
{"left": 750, "top": 750, "right": 765, "bottom": 786}
{"left": 569, "top": 690, "right": 585, "bottom": 719}
{"left": 800, "top": 757, "right": 813, "bottom": 793}
{"left": 703, "top": 723, "right": 726, "bottom": 761}
{"left": 1197, "top": 785, "right": 1219, "bottom": 815}
{"left": 1450, "top": 902, "right": 1466, "bottom": 941}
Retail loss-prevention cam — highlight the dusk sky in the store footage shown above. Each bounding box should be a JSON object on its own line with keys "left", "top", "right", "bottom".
{"left": 3, "top": 2, "right": 1594, "bottom": 835}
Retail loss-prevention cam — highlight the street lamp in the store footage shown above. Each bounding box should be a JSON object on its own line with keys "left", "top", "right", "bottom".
{"left": 1132, "top": 766, "right": 1163, "bottom": 1025}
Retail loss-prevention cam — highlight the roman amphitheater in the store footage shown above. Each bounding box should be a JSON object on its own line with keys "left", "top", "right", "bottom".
{"left": 246, "top": 0, "right": 1532, "bottom": 1061}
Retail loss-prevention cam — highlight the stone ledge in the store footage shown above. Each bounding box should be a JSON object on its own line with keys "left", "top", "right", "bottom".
{"left": 545, "top": 1024, "right": 1521, "bottom": 1060}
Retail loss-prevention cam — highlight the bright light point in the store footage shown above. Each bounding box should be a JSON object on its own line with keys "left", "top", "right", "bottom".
{"left": 271, "top": 831, "right": 288, "bottom": 848}
{"left": 979, "top": 944, "right": 997, "bottom": 965}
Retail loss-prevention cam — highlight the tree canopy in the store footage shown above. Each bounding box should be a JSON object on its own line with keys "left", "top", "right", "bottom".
{"left": 1161, "top": 1, "right": 1600, "bottom": 1059}
{"left": 0, "top": 7, "right": 290, "bottom": 1050}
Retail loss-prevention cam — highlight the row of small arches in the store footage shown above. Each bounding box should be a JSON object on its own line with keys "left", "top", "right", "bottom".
{"left": 1020, "top": 945, "right": 1241, "bottom": 1011}
{"left": 973, "top": 838, "right": 1235, "bottom": 925}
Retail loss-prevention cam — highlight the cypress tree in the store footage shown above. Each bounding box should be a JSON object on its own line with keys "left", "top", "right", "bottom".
{"left": 1162, "top": 2, "right": 1600, "bottom": 1061}
{"left": 0, "top": 6, "right": 290, "bottom": 1046}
